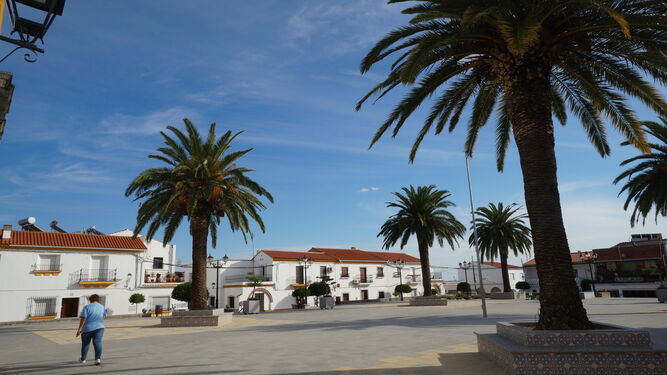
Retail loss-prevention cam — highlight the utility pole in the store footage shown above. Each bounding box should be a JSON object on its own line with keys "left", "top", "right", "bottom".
{"left": 466, "top": 156, "right": 487, "bottom": 318}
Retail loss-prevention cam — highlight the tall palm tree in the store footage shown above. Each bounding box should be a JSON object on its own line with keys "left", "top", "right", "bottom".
{"left": 469, "top": 203, "right": 532, "bottom": 293}
{"left": 614, "top": 118, "right": 667, "bottom": 226}
{"left": 378, "top": 185, "right": 465, "bottom": 296}
{"left": 126, "top": 119, "right": 273, "bottom": 310}
{"left": 357, "top": 0, "right": 667, "bottom": 329}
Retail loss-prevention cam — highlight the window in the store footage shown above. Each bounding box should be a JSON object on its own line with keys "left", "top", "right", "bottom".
{"left": 378, "top": 291, "right": 385, "bottom": 299}
{"left": 296, "top": 265, "right": 304, "bottom": 284}
{"left": 342, "top": 293, "right": 349, "bottom": 301}
{"left": 152, "top": 296, "right": 170, "bottom": 310}
{"left": 376, "top": 267, "right": 384, "bottom": 278}
{"left": 28, "top": 297, "right": 57, "bottom": 318}
{"left": 511, "top": 273, "right": 515, "bottom": 280}
{"left": 37, "top": 255, "right": 60, "bottom": 271}
{"left": 320, "top": 266, "right": 327, "bottom": 277}
{"left": 153, "top": 257, "right": 164, "bottom": 269}
{"left": 228, "top": 296, "right": 235, "bottom": 309}
{"left": 340, "top": 267, "right": 349, "bottom": 278}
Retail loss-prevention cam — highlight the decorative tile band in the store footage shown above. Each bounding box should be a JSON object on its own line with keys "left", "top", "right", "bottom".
{"left": 496, "top": 322, "right": 652, "bottom": 348}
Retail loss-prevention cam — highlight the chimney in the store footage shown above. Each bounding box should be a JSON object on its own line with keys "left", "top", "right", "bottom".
{"left": 2, "top": 224, "right": 11, "bottom": 240}
{"left": 351, "top": 247, "right": 357, "bottom": 250}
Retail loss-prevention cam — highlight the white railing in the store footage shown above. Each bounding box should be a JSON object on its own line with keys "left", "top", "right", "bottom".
{"left": 223, "top": 274, "right": 273, "bottom": 283}
{"left": 285, "top": 276, "right": 313, "bottom": 284}
{"left": 352, "top": 275, "right": 374, "bottom": 284}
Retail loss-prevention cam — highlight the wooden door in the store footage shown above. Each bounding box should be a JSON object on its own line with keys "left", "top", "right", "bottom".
{"left": 361, "top": 290, "right": 368, "bottom": 300}
{"left": 60, "top": 298, "right": 79, "bottom": 318}
{"left": 360, "top": 267, "right": 367, "bottom": 283}
{"left": 255, "top": 293, "right": 265, "bottom": 311}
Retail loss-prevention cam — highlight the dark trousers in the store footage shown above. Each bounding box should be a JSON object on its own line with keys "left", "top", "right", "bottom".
{"left": 80, "top": 328, "right": 104, "bottom": 361}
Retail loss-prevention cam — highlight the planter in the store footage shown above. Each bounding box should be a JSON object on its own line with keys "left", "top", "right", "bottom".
{"left": 657, "top": 288, "right": 667, "bottom": 303}
{"left": 160, "top": 309, "right": 233, "bottom": 327}
{"left": 320, "top": 296, "right": 335, "bottom": 309}
{"left": 477, "top": 322, "right": 666, "bottom": 375}
{"left": 243, "top": 300, "right": 260, "bottom": 314}
{"left": 409, "top": 295, "right": 448, "bottom": 306}
{"left": 490, "top": 292, "right": 515, "bottom": 300}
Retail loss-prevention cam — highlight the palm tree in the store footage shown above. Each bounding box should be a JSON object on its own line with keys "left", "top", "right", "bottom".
{"left": 378, "top": 185, "right": 465, "bottom": 296}
{"left": 357, "top": 0, "right": 667, "bottom": 330}
{"left": 469, "top": 203, "right": 532, "bottom": 293}
{"left": 126, "top": 119, "right": 273, "bottom": 310}
{"left": 614, "top": 118, "right": 667, "bottom": 226}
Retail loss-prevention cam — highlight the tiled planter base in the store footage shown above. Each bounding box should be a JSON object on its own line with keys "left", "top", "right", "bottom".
{"left": 490, "top": 292, "right": 515, "bottom": 300}
{"left": 160, "top": 309, "right": 232, "bottom": 327}
{"left": 477, "top": 322, "right": 666, "bottom": 374}
{"left": 409, "top": 296, "right": 448, "bottom": 306}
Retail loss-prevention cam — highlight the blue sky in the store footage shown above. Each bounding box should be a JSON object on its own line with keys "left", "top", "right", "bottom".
{"left": 0, "top": 1, "right": 664, "bottom": 278}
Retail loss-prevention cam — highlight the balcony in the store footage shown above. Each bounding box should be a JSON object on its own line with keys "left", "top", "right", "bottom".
{"left": 352, "top": 275, "right": 373, "bottom": 285}
{"left": 143, "top": 272, "right": 185, "bottom": 285}
{"left": 406, "top": 275, "right": 421, "bottom": 285}
{"left": 78, "top": 269, "right": 118, "bottom": 288}
{"left": 32, "top": 263, "right": 62, "bottom": 276}
{"left": 286, "top": 276, "right": 313, "bottom": 288}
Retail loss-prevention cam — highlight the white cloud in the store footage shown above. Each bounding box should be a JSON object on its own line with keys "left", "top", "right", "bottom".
{"left": 6, "top": 163, "right": 115, "bottom": 192}
{"left": 100, "top": 106, "right": 200, "bottom": 135}
{"left": 559, "top": 180, "right": 608, "bottom": 193}
{"left": 358, "top": 187, "right": 380, "bottom": 193}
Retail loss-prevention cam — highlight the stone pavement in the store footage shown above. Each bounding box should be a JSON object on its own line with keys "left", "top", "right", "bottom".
{"left": 0, "top": 298, "right": 664, "bottom": 374}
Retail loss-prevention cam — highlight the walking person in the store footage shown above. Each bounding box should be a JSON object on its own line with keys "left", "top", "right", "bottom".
{"left": 76, "top": 294, "right": 106, "bottom": 365}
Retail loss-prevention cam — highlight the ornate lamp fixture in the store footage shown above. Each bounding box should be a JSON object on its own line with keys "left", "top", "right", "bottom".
{"left": 0, "top": 0, "right": 66, "bottom": 63}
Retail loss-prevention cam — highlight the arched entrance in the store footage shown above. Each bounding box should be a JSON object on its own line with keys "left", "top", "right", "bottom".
{"left": 491, "top": 287, "right": 502, "bottom": 293}
{"left": 251, "top": 288, "right": 274, "bottom": 311}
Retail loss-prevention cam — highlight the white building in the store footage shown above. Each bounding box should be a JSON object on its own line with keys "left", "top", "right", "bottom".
{"left": 187, "top": 247, "right": 434, "bottom": 312}
{"left": 0, "top": 222, "right": 182, "bottom": 323}
{"left": 457, "top": 261, "right": 525, "bottom": 293}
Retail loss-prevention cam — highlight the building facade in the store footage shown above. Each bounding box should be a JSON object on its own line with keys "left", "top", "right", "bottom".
{"left": 187, "top": 247, "right": 432, "bottom": 312}
{"left": 0, "top": 224, "right": 182, "bottom": 323}
{"left": 456, "top": 261, "right": 525, "bottom": 293}
{"left": 523, "top": 233, "right": 667, "bottom": 297}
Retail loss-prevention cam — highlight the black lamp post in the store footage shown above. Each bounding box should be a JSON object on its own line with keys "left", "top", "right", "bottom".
{"left": 579, "top": 251, "right": 598, "bottom": 296}
{"left": 207, "top": 254, "right": 229, "bottom": 309}
{"left": 389, "top": 259, "right": 405, "bottom": 301}
{"left": 459, "top": 261, "right": 472, "bottom": 285}
{"left": 297, "top": 256, "right": 312, "bottom": 305}
{"left": 0, "top": 0, "right": 66, "bottom": 63}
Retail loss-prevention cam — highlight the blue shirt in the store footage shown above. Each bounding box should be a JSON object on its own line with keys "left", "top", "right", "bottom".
{"left": 79, "top": 302, "right": 106, "bottom": 332}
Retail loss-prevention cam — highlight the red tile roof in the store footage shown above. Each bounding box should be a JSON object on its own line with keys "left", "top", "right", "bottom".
{"left": 482, "top": 262, "right": 522, "bottom": 269}
{"left": 258, "top": 248, "right": 421, "bottom": 263}
{"left": 523, "top": 243, "right": 665, "bottom": 266}
{"left": 0, "top": 230, "right": 146, "bottom": 251}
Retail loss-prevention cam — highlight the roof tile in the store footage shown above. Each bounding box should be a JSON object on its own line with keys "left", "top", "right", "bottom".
{"left": 0, "top": 230, "right": 146, "bottom": 251}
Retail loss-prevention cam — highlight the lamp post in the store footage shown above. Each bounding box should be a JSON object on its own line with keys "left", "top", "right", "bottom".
{"left": 207, "top": 254, "right": 229, "bottom": 309}
{"left": 0, "top": 0, "right": 66, "bottom": 63}
{"left": 578, "top": 251, "right": 598, "bottom": 296}
{"left": 297, "top": 256, "right": 312, "bottom": 305}
{"left": 459, "top": 261, "right": 472, "bottom": 284}
{"left": 465, "top": 155, "right": 487, "bottom": 318}
{"left": 389, "top": 259, "right": 405, "bottom": 301}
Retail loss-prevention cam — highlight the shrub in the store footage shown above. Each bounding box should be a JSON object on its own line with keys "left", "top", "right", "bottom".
{"left": 456, "top": 282, "right": 471, "bottom": 294}
{"left": 292, "top": 287, "right": 311, "bottom": 305}
{"left": 394, "top": 284, "right": 412, "bottom": 294}
{"left": 129, "top": 293, "right": 145, "bottom": 314}
{"left": 431, "top": 288, "right": 438, "bottom": 295}
{"left": 308, "top": 282, "right": 331, "bottom": 297}
{"left": 171, "top": 282, "right": 209, "bottom": 308}
{"left": 515, "top": 281, "right": 530, "bottom": 290}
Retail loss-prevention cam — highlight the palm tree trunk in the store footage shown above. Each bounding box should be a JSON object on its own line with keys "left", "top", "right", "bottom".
{"left": 190, "top": 215, "right": 210, "bottom": 310}
{"left": 505, "top": 73, "right": 592, "bottom": 330}
{"left": 500, "top": 249, "right": 511, "bottom": 293}
{"left": 418, "top": 237, "right": 432, "bottom": 296}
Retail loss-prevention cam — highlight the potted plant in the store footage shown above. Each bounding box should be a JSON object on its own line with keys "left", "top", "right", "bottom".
{"left": 243, "top": 273, "right": 265, "bottom": 314}
{"left": 657, "top": 284, "right": 667, "bottom": 303}
{"left": 144, "top": 273, "right": 149, "bottom": 283}
{"left": 291, "top": 287, "right": 310, "bottom": 309}
{"left": 456, "top": 282, "right": 471, "bottom": 296}
{"left": 176, "top": 272, "right": 184, "bottom": 282}
{"left": 308, "top": 281, "right": 333, "bottom": 309}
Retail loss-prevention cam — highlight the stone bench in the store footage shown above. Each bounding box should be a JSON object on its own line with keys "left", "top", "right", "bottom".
{"left": 409, "top": 296, "right": 448, "bottom": 306}
{"left": 160, "top": 309, "right": 233, "bottom": 327}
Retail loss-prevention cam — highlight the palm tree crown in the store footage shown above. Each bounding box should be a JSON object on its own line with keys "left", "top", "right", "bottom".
{"left": 379, "top": 185, "right": 465, "bottom": 296}
{"left": 126, "top": 119, "right": 273, "bottom": 309}
{"left": 358, "top": 0, "right": 666, "bottom": 166}
{"left": 614, "top": 118, "right": 667, "bottom": 226}
{"left": 469, "top": 203, "right": 532, "bottom": 292}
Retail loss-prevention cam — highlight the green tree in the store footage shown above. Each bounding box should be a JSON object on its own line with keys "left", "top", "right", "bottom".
{"left": 379, "top": 185, "right": 465, "bottom": 296}
{"left": 456, "top": 282, "right": 471, "bottom": 295}
{"left": 614, "top": 119, "right": 667, "bottom": 226}
{"left": 171, "top": 282, "right": 209, "bottom": 310}
{"left": 126, "top": 119, "right": 273, "bottom": 310}
{"left": 246, "top": 273, "right": 266, "bottom": 300}
{"left": 395, "top": 284, "right": 413, "bottom": 294}
{"left": 469, "top": 203, "right": 532, "bottom": 292}
{"left": 357, "top": 0, "right": 667, "bottom": 330}
{"left": 515, "top": 281, "right": 531, "bottom": 291}
{"left": 308, "top": 281, "right": 331, "bottom": 306}
{"left": 292, "top": 287, "right": 311, "bottom": 306}
{"left": 129, "top": 293, "right": 145, "bottom": 314}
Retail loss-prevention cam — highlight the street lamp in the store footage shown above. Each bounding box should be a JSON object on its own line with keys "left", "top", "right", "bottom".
{"left": 208, "top": 254, "right": 229, "bottom": 309}
{"left": 389, "top": 259, "right": 405, "bottom": 301}
{"left": 578, "top": 251, "right": 598, "bottom": 296}
{"left": 459, "top": 261, "right": 473, "bottom": 284}
{"left": 0, "top": 0, "right": 66, "bottom": 63}
{"left": 465, "top": 155, "right": 487, "bottom": 318}
{"left": 297, "top": 256, "right": 312, "bottom": 305}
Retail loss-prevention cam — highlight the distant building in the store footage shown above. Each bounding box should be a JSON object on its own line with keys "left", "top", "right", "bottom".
{"left": 0, "top": 218, "right": 182, "bottom": 323}
{"left": 456, "top": 261, "right": 525, "bottom": 293}
{"left": 185, "top": 247, "right": 442, "bottom": 311}
{"left": 523, "top": 233, "right": 667, "bottom": 297}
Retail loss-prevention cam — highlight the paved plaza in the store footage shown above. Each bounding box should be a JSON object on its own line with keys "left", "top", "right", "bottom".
{"left": 0, "top": 298, "right": 665, "bottom": 374}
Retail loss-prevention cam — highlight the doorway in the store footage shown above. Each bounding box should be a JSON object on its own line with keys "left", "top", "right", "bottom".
{"left": 361, "top": 290, "right": 369, "bottom": 300}
{"left": 254, "top": 293, "right": 265, "bottom": 312}
{"left": 360, "top": 267, "right": 367, "bottom": 283}
{"left": 60, "top": 298, "right": 79, "bottom": 318}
